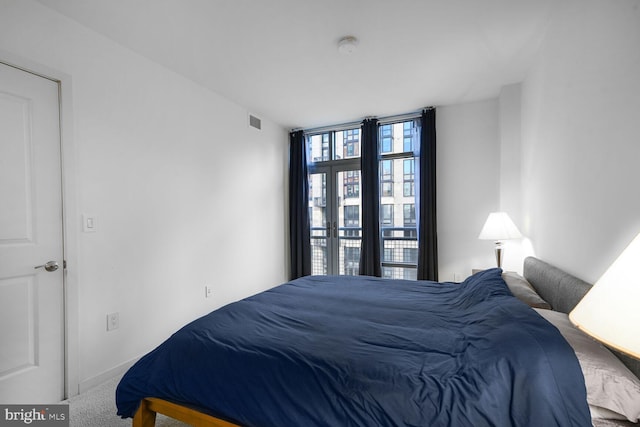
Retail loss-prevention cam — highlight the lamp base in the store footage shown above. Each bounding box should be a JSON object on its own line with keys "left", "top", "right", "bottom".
{"left": 494, "top": 241, "right": 504, "bottom": 268}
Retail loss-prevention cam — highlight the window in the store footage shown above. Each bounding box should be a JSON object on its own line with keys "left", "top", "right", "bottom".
{"left": 309, "top": 130, "right": 361, "bottom": 162}
{"left": 307, "top": 129, "right": 361, "bottom": 276}
{"left": 307, "top": 133, "right": 329, "bottom": 162}
{"left": 306, "top": 118, "right": 420, "bottom": 280}
{"left": 380, "top": 120, "right": 418, "bottom": 279}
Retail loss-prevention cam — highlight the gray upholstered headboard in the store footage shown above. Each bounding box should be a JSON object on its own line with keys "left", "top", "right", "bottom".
{"left": 523, "top": 256, "right": 640, "bottom": 381}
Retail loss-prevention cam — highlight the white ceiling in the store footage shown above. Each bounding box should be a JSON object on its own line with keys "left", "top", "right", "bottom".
{"left": 35, "top": 0, "right": 558, "bottom": 129}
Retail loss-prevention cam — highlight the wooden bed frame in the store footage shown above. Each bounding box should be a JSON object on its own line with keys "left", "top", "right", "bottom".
{"left": 131, "top": 256, "right": 640, "bottom": 426}
{"left": 133, "top": 397, "right": 240, "bottom": 427}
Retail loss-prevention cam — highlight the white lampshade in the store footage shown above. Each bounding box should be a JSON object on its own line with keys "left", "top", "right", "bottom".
{"left": 569, "top": 232, "right": 640, "bottom": 358}
{"left": 478, "top": 212, "right": 522, "bottom": 241}
{"left": 478, "top": 212, "right": 522, "bottom": 268}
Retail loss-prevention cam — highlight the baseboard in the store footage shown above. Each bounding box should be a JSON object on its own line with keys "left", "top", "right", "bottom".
{"left": 78, "top": 356, "right": 140, "bottom": 394}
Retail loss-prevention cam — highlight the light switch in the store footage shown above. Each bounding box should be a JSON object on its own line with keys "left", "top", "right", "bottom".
{"left": 83, "top": 214, "right": 97, "bottom": 233}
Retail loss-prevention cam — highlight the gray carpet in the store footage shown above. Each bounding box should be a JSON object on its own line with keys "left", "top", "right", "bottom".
{"left": 64, "top": 375, "right": 188, "bottom": 427}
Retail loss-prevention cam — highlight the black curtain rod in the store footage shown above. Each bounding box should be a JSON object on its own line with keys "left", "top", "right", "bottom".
{"left": 291, "top": 106, "right": 435, "bottom": 135}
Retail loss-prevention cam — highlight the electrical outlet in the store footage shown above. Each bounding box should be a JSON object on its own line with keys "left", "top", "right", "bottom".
{"left": 107, "top": 312, "right": 119, "bottom": 331}
{"left": 205, "top": 285, "right": 213, "bottom": 299}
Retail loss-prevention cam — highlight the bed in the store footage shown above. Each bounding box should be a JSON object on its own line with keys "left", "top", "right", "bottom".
{"left": 115, "top": 257, "right": 640, "bottom": 426}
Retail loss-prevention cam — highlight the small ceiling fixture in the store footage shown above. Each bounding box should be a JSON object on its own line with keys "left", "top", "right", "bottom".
{"left": 337, "top": 36, "right": 358, "bottom": 55}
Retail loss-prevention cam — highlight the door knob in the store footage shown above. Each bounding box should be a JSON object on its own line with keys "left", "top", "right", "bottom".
{"left": 34, "top": 261, "right": 59, "bottom": 272}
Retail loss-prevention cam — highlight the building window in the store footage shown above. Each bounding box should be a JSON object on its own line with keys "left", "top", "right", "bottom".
{"left": 344, "top": 170, "right": 360, "bottom": 199}
{"left": 344, "top": 205, "right": 360, "bottom": 238}
{"left": 380, "top": 159, "right": 393, "bottom": 197}
{"left": 403, "top": 203, "right": 417, "bottom": 238}
{"left": 343, "top": 246, "right": 360, "bottom": 276}
{"left": 403, "top": 247, "right": 418, "bottom": 264}
{"left": 403, "top": 121, "right": 414, "bottom": 152}
{"left": 381, "top": 204, "right": 394, "bottom": 226}
{"left": 380, "top": 124, "right": 393, "bottom": 153}
{"left": 344, "top": 205, "right": 359, "bottom": 227}
{"left": 343, "top": 129, "right": 360, "bottom": 159}
{"left": 403, "top": 159, "right": 415, "bottom": 197}
{"left": 321, "top": 133, "right": 330, "bottom": 161}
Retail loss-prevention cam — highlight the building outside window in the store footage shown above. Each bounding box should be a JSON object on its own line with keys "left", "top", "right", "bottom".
{"left": 403, "top": 121, "right": 414, "bottom": 152}
{"left": 380, "top": 124, "right": 393, "bottom": 153}
{"left": 380, "top": 160, "right": 393, "bottom": 197}
{"left": 403, "top": 203, "right": 416, "bottom": 238}
{"left": 403, "top": 159, "right": 414, "bottom": 197}
{"left": 381, "top": 204, "right": 393, "bottom": 227}
{"left": 343, "top": 129, "right": 360, "bottom": 158}
{"left": 344, "top": 170, "right": 360, "bottom": 199}
{"left": 344, "top": 205, "right": 360, "bottom": 237}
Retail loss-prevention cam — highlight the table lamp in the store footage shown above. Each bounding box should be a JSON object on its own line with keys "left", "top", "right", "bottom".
{"left": 478, "top": 212, "right": 522, "bottom": 268}
{"left": 570, "top": 232, "right": 640, "bottom": 359}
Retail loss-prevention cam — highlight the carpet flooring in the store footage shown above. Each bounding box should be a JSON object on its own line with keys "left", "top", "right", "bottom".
{"left": 64, "top": 375, "right": 188, "bottom": 427}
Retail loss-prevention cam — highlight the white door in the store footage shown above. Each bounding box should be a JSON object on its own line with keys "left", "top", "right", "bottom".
{"left": 0, "top": 62, "right": 65, "bottom": 403}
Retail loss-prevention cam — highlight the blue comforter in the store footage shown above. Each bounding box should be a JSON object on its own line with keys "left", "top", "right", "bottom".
{"left": 116, "top": 269, "right": 591, "bottom": 426}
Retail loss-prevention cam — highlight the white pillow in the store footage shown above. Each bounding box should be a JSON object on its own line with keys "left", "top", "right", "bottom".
{"left": 589, "top": 404, "right": 627, "bottom": 420}
{"left": 534, "top": 308, "right": 640, "bottom": 422}
{"left": 502, "top": 271, "right": 551, "bottom": 309}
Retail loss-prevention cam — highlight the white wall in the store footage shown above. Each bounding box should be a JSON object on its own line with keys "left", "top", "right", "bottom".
{"left": 497, "top": 83, "right": 533, "bottom": 273}
{"left": 0, "top": 0, "right": 288, "bottom": 393}
{"left": 437, "top": 99, "right": 504, "bottom": 280}
{"left": 499, "top": 84, "right": 522, "bottom": 222}
{"left": 521, "top": 0, "right": 640, "bottom": 282}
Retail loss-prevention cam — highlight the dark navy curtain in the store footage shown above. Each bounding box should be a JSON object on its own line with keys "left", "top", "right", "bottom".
{"left": 289, "top": 130, "right": 311, "bottom": 279}
{"left": 417, "top": 108, "right": 438, "bottom": 281}
{"left": 359, "top": 118, "right": 382, "bottom": 277}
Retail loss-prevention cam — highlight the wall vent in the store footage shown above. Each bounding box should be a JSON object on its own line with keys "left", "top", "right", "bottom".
{"left": 248, "top": 114, "right": 262, "bottom": 130}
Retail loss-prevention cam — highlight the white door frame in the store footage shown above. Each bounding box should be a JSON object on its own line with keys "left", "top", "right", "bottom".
{"left": 1, "top": 50, "right": 80, "bottom": 399}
